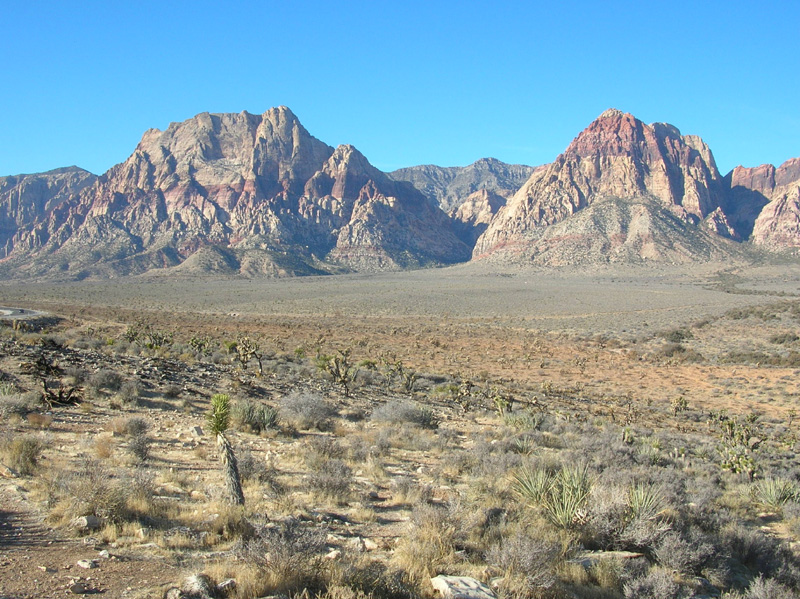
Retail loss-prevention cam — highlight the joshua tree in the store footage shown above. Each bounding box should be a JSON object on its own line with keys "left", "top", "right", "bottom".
{"left": 207, "top": 393, "right": 245, "bottom": 505}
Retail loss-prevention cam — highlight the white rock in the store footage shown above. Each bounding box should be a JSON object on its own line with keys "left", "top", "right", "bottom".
{"left": 71, "top": 516, "right": 102, "bottom": 531}
{"left": 430, "top": 575, "right": 497, "bottom": 599}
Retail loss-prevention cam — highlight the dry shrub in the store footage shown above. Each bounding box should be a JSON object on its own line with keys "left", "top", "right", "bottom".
{"left": 622, "top": 566, "right": 682, "bottom": 599}
{"left": 370, "top": 400, "right": 438, "bottom": 429}
{"left": 89, "top": 369, "right": 123, "bottom": 392}
{"left": 280, "top": 391, "right": 336, "bottom": 431}
{"left": 393, "top": 503, "right": 463, "bottom": 582}
{"left": 27, "top": 412, "right": 53, "bottom": 429}
{"left": 306, "top": 458, "right": 353, "bottom": 504}
{"left": 486, "top": 530, "right": 561, "bottom": 596}
{"left": 0, "top": 391, "right": 41, "bottom": 417}
{"left": 235, "top": 519, "right": 328, "bottom": 596}
{"left": 45, "top": 458, "right": 154, "bottom": 525}
{"left": 0, "top": 433, "right": 45, "bottom": 475}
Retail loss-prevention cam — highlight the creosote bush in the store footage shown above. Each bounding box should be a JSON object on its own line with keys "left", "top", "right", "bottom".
{"left": 370, "top": 399, "right": 438, "bottom": 429}
{"left": 279, "top": 391, "right": 336, "bottom": 431}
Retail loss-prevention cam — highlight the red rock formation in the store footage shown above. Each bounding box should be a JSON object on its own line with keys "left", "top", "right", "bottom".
{"left": 474, "top": 109, "right": 730, "bottom": 262}
{"left": 2, "top": 107, "right": 468, "bottom": 276}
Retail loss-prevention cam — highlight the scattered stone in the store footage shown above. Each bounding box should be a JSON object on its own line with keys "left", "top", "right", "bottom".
{"left": 69, "top": 581, "right": 89, "bottom": 594}
{"left": 325, "top": 549, "right": 342, "bottom": 560}
{"left": 569, "top": 550, "right": 645, "bottom": 568}
{"left": 97, "top": 550, "right": 111, "bottom": 559}
{"left": 0, "top": 464, "right": 18, "bottom": 478}
{"left": 181, "top": 573, "right": 216, "bottom": 599}
{"left": 190, "top": 426, "right": 204, "bottom": 437}
{"left": 362, "top": 537, "right": 379, "bottom": 551}
{"left": 217, "top": 578, "right": 237, "bottom": 595}
{"left": 38, "top": 565, "right": 56, "bottom": 573}
{"left": 72, "top": 515, "right": 102, "bottom": 531}
{"left": 77, "top": 559, "right": 98, "bottom": 569}
{"left": 431, "top": 575, "right": 497, "bottom": 599}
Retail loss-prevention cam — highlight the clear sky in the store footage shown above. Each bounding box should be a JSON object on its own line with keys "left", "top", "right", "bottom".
{"left": 1, "top": 0, "right": 797, "bottom": 177}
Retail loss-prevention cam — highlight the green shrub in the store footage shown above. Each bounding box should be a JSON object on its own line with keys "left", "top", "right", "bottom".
{"left": 513, "top": 464, "right": 592, "bottom": 529}
{"left": 232, "top": 399, "right": 279, "bottom": 433}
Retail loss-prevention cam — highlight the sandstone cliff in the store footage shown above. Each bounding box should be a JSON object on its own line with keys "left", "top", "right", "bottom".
{"left": 474, "top": 109, "right": 735, "bottom": 263}
{"left": 1, "top": 107, "right": 468, "bottom": 277}
{"left": 0, "top": 167, "right": 97, "bottom": 259}
{"left": 726, "top": 158, "right": 800, "bottom": 248}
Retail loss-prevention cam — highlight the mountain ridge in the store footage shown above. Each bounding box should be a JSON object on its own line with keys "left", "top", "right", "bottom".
{"left": 1, "top": 107, "right": 798, "bottom": 279}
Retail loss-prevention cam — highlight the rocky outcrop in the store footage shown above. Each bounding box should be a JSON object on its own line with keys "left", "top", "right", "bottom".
{"left": 484, "top": 196, "right": 741, "bottom": 266}
{"left": 1, "top": 107, "right": 468, "bottom": 277}
{"left": 390, "top": 158, "right": 534, "bottom": 213}
{"left": 390, "top": 158, "right": 535, "bottom": 247}
{"left": 727, "top": 158, "right": 800, "bottom": 248}
{"left": 474, "top": 109, "right": 732, "bottom": 262}
{"left": 0, "top": 167, "right": 97, "bottom": 258}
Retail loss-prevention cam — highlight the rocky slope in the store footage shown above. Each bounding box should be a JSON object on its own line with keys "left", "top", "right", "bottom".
{"left": 2, "top": 107, "right": 799, "bottom": 278}
{"left": 474, "top": 109, "right": 741, "bottom": 263}
{"left": 726, "top": 158, "right": 800, "bottom": 248}
{"left": 390, "top": 158, "right": 536, "bottom": 244}
{"left": 0, "top": 108, "right": 469, "bottom": 277}
{"left": 0, "top": 167, "right": 97, "bottom": 259}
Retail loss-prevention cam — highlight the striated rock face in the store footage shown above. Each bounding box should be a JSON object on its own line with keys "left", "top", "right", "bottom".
{"left": 481, "top": 196, "right": 739, "bottom": 266}
{"left": 2, "top": 107, "right": 468, "bottom": 277}
{"left": 0, "top": 167, "right": 97, "bottom": 258}
{"left": 727, "top": 158, "right": 800, "bottom": 248}
{"left": 390, "top": 158, "right": 535, "bottom": 243}
{"left": 474, "top": 109, "right": 731, "bottom": 262}
{"left": 390, "top": 157, "right": 535, "bottom": 213}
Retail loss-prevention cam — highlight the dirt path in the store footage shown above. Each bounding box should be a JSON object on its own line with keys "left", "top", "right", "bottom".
{"left": 0, "top": 483, "right": 182, "bottom": 599}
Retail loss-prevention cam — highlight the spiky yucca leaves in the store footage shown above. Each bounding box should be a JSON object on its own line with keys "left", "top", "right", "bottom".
{"left": 208, "top": 394, "right": 245, "bottom": 506}
{"left": 513, "top": 464, "right": 592, "bottom": 529}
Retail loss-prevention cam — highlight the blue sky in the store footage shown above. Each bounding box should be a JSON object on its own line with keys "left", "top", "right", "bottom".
{"left": 1, "top": 0, "right": 797, "bottom": 177}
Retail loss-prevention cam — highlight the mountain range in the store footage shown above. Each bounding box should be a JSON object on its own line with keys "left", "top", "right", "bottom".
{"left": 1, "top": 106, "right": 798, "bottom": 279}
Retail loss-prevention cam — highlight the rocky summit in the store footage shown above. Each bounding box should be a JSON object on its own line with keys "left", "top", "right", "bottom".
{"left": 0, "top": 107, "right": 469, "bottom": 278}
{"left": 473, "top": 109, "right": 740, "bottom": 263}
{"left": 1, "top": 106, "right": 799, "bottom": 279}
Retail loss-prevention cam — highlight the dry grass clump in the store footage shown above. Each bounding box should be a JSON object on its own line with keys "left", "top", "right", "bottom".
{"left": 0, "top": 432, "right": 45, "bottom": 475}
{"left": 0, "top": 387, "right": 41, "bottom": 417}
{"left": 393, "top": 503, "right": 465, "bottom": 583}
{"left": 44, "top": 457, "right": 156, "bottom": 527}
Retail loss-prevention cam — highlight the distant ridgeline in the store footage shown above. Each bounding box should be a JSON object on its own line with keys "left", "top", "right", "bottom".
{"left": 1, "top": 107, "right": 798, "bottom": 279}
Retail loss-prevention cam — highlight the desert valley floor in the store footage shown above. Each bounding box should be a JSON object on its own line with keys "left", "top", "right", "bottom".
{"left": 2, "top": 260, "right": 800, "bottom": 599}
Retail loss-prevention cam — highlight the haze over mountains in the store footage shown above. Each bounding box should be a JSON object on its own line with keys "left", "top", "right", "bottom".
{"left": 1, "top": 107, "right": 798, "bottom": 279}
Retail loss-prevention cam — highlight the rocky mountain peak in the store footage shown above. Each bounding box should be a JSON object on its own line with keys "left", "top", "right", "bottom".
{"left": 598, "top": 108, "right": 625, "bottom": 119}
{"left": 474, "top": 109, "right": 730, "bottom": 262}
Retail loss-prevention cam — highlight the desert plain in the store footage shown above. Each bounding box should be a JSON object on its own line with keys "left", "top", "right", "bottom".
{"left": 2, "top": 260, "right": 800, "bottom": 599}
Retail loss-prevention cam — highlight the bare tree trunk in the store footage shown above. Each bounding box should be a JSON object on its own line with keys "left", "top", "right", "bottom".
{"left": 216, "top": 433, "right": 245, "bottom": 506}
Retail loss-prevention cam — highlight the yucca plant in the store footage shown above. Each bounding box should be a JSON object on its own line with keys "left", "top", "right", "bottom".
{"left": 513, "top": 464, "right": 592, "bottom": 529}
{"left": 627, "top": 483, "right": 665, "bottom": 521}
{"left": 208, "top": 393, "right": 245, "bottom": 505}
{"left": 751, "top": 478, "right": 800, "bottom": 511}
